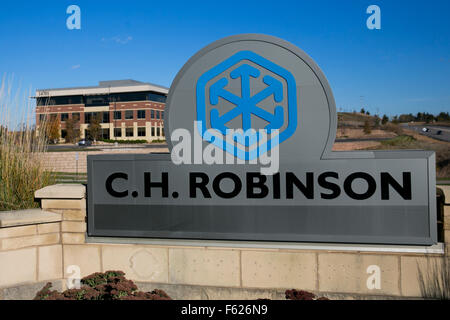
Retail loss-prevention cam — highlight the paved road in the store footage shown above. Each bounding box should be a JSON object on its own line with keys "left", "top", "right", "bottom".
{"left": 401, "top": 124, "right": 450, "bottom": 142}
{"left": 335, "top": 137, "right": 391, "bottom": 143}
{"left": 46, "top": 143, "right": 168, "bottom": 151}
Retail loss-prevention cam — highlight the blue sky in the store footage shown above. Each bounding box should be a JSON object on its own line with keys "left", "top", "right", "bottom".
{"left": 0, "top": 0, "right": 449, "bottom": 120}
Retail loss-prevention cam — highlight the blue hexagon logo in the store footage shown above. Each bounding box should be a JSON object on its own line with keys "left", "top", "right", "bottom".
{"left": 196, "top": 50, "right": 298, "bottom": 160}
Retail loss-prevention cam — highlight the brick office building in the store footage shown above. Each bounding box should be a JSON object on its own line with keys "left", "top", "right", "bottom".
{"left": 34, "top": 80, "right": 168, "bottom": 142}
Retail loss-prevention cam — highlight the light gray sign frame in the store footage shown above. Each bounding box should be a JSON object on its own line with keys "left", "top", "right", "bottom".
{"left": 87, "top": 34, "right": 437, "bottom": 246}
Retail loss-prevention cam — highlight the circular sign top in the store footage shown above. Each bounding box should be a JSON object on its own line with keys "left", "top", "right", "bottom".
{"left": 165, "top": 34, "right": 337, "bottom": 163}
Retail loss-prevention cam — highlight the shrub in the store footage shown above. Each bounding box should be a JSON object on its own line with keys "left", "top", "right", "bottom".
{"left": 0, "top": 79, "right": 56, "bottom": 210}
{"left": 363, "top": 120, "right": 371, "bottom": 134}
{"left": 380, "top": 135, "right": 416, "bottom": 147}
{"left": 418, "top": 258, "right": 450, "bottom": 300}
{"left": 100, "top": 139, "right": 166, "bottom": 144}
{"left": 383, "top": 122, "right": 404, "bottom": 135}
{"left": 285, "top": 289, "right": 329, "bottom": 300}
{"left": 436, "top": 147, "right": 450, "bottom": 179}
{"left": 34, "top": 270, "right": 171, "bottom": 300}
{"left": 101, "top": 139, "right": 148, "bottom": 144}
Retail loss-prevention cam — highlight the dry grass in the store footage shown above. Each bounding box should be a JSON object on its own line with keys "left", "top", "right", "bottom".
{"left": 0, "top": 77, "right": 55, "bottom": 210}
{"left": 338, "top": 127, "right": 450, "bottom": 179}
{"left": 333, "top": 127, "right": 450, "bottom": 178}
{"left": 332, "top": 141, "right": 381, "bottom": 151}
{"left": 418, "top": 257, "right": 450, "bottom": 300}
{"left": 374, "top": 134, "right": 450, "bottom": 178}
{"left": 336, "top": 128, "right": 396, "bottom": 139}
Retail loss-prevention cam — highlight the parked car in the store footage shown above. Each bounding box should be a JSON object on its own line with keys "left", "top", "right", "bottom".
{"left": 422, "top": 127, "right": 429, "bottom": 132}
{"left": 78, "top": 139, "right": 92, "bottom": 146}
{"left": 48, "top": 139, "right": 58, "bottom": 145}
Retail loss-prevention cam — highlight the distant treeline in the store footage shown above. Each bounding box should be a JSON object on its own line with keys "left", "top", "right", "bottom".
{"left": 392, "top": 112, "right": 450, "bottom": 123}
{"left": 355, "top": 109, "right": 450, "bottom": 124}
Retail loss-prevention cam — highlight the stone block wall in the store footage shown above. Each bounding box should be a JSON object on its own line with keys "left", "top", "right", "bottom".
{"left": 0, "top": 209, "right": 63, "bottom": 298}
{"left": 0, "top": 184, "right": 449, "bottom": 299}
{"left": 39, "top": 147, "right": 168, "bottom": 173}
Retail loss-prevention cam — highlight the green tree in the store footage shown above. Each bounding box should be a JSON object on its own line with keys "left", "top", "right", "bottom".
{"left": 391, "top": 115, "right": 399, "bottom": 124}
{"left": 374, "top": 115, "right": 381, "bottom": 128}
{"left": 0, "top": 125, "right": 6, "bottom": 139}
{"left": 360, "top": 108, "right": 365, "bottom": 114}
{"left": 436, "top": 112, "right": 450, "bottom": 122}
{"left": 65, "top": 117, "right": 80, "bottom": 143}
{"left": 381, "top": 114, "right": 389, "bottom": 125}
{"left": 45, "top": 116, "right": 60, "bottom": 143}
{"left": 87, "top": 113, "right": 102, "bottom": 141}
{"left": 363, "top": 120, "right": 371, "bottom": 135}
{"left": 399, "top": 113, "right": 415, "bottom": 123}
{"left": 416, "top": 112, "right": 423, "bottom": 121}
{"left": 424, "top": 113, "right": 434, "bottom": 123}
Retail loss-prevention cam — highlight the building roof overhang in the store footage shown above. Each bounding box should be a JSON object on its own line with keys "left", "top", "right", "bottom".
{"left": 32, "top": 80, "right": 168, "bottom": 98}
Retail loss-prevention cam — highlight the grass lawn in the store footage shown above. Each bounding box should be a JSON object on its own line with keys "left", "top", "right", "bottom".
{"left": 52, "top": 172, "right": 87, "bottom": 184}
{"left": 365, "top": 134, "right": 450, "bottom": 179}
{"left": 46, "top": 147, "right": 102, "bottom": 152}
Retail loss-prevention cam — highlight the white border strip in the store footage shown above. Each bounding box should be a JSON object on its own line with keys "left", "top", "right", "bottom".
{"left": 86, "top": 236, "right": 444, "bottom": 254}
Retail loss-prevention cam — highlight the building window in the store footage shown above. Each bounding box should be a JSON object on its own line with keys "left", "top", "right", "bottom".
{"left": 110, "top": 92, "right": 147, "bottom": 102}
{"left": 157, "top": 127, "right": 160, "bottom": 136}
{"left": 156, "top": 111, "right": 160, "bottom": 119}
{"left": 147, "top": 92, "right": 167, "bottom": 103}
{"left": 61, "top": 113, "right": 68, "bottom": 122}
{"left": 126, "top": 128, "right": 134, "bottom": 137}
{"left": 114, "top": 128, "right": 122, "bottom": 137}
{"left": 113, "top": 111, "right": 121, "bottom": 120}
{"left": 151, "top": 127, "right": 155, "bottom": 136}
{"left": 102, "top": 112, "right": 110, "bottom": 123}
{"left": 161, "top": 111, "right": 164, "bottom": 119}
{"left": 101, "top": 128, "right": 110, "bottom": 140}
{"left": 107, "top": 91, "right": 167, "bottom": 103}
{"left": 85, "top": 112, "right": 101, "bottom": 123}
{"left": 72, "top": 113, "right": 80, "bottom": 121}
{"left": 161, "top": 127, "right": 164, "bottom": 137}
{"left": 137, "top": 110, "right": 146, "bottom": 119}
{"left": 125, "top": 110, "right": 133, "bottom": 120}
{"left": 39, "top": 114, "right": 46, "bottom": 122}
{"left": 138, "top": 127, "right": 146, "bottom": 137}
{"left": 61, "top": 130, "right": 67, "bottom": 138}
{"left": 36, "top": 95, "right": 83, "bottom": 106}
{"left": 151, "top": 110, "right": 155, "bottom": 119}
{"left": 85, "top": 95, "right": 109, "bottom": 107}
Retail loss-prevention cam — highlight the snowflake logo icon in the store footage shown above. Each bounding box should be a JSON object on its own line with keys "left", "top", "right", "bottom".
{"left": 196, "top": 50, "right": 298, "bottom": 160}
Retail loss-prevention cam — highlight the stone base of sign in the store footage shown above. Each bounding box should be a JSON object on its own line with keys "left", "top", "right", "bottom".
{"left": 0, "top": 184, "right": 449, "bottom": 300}
{"left": 0, "top": 280, "right": 64, "bottom": 300}
{"left": 125, "top": 282, "right": 415, "bottom": 300}
{"left": 1, "top": 279, "right": 414, "bottom": 300}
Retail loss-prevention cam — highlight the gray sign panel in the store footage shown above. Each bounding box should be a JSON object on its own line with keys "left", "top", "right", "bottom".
{"left": 87, "top": 34, "right": 436, "bottom": 245}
